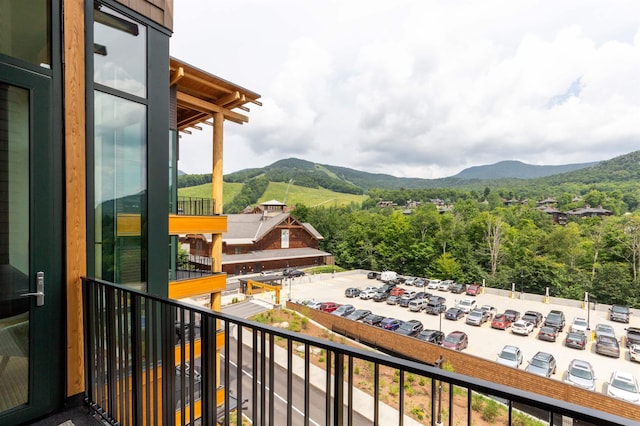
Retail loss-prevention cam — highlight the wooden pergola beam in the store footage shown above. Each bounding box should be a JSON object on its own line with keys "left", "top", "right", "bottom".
{"left": 177, "top": 92, "right": 248, "bottom": 124}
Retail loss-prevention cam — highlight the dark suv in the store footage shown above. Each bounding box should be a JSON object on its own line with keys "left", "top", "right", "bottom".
{"left": 525, "top": 351, "right": 557, "bottom": 377}
{"left": 394, "top": 320, "right": 424, "bottom": 336}
{"left": 425, "top": 297, "right": 447, "bottom": 315}
{"left": 544, "top": 310, "right": 565, "bottom": 332}
{"left": 609, "top": 305, "right": 631, "bottom": 323}
{"left": 625, "top": 327, "right": 640, "bottom": 348}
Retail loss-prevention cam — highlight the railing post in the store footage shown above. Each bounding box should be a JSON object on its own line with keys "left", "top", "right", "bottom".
{"left": 161, "top": 303, "right": 176, "bottom": 426}
{"left": 131, "top": 294, "right": 143, "bottom": 426}
{"left": 333, "top": 352, "right": 344, "bottom": 426}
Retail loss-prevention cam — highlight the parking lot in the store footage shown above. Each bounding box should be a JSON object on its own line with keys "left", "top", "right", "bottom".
{"left": 286, "top": 271, "right": 640, "bottom": 397}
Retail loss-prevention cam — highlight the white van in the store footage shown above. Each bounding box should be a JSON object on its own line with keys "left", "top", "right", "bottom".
{"left": 380, "top": 271, "right": 397, "bottom": 282}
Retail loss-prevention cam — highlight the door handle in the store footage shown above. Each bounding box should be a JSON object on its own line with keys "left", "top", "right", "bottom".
{"left": 21, "top": 271, "right": 45, "bottom": 307}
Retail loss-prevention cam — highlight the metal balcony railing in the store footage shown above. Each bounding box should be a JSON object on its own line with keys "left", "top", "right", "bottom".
{"left": 82, "top": 277, "right": 634, "bottom": 426}
{"left": 176, "top": 196, "right": 216, "bottom": 216}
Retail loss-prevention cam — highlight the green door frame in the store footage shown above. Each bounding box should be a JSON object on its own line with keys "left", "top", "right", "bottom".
{"left": 0, "top": 62, "right": 65, "bottom": 425}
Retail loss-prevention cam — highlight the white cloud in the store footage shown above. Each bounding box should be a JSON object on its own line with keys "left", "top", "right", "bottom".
{"left": 172, "top": 0, "right": 640, "bottom": 178}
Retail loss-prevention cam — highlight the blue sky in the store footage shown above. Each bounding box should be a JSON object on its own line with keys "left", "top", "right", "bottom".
{"left": 171, "top": 0, "right": 640, "bottom": 179}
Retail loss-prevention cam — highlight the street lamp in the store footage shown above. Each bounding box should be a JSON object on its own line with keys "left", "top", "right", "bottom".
{"left": 520, "top": 273, "right": 524, "bottom": 299}
{"left": 586, "top": 291, "right": 590, "bottom": 330}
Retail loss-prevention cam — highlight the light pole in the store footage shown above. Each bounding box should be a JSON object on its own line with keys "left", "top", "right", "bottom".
{"left": 586, "top": 291, "right": 590, "bottom": 331}
{"left": 520, "top": 273, "right": 524, "bottom": 299}
{"left": 435, "top": 355, "right": 444, "bottom": 426}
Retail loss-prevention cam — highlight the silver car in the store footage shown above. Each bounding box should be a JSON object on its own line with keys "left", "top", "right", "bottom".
{"left": 564, "top": 359, "right": 596, "bottom": 391}
{"left": 496, "top": 345, "right": 523, "bottom": 368}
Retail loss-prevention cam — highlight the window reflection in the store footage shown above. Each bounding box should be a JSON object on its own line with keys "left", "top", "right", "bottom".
{"left": 94, "top": 91, "right": 147, "bottom": 286}
{"left": 93, "top": 3, "right": 146, "bottom": 98}
{"left": 0, "top": 0, "right": 50, "bottom": 67}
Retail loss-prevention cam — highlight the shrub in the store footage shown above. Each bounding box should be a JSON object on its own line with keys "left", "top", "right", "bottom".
{"left": 482, "top": 399, "right": 499, "bottom": 422}
{"left": 419, "top": 377, "right": 426, "bottom": 386}
{"left": 471, "top": 394, "right": 484, "bottom": 412}
{"left": 410, "top": 407, "right": 425, "bottom": 421}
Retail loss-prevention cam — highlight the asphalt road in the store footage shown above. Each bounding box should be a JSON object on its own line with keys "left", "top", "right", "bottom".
{"left": 287, "top": 272, "right": 640, "bottom": 398}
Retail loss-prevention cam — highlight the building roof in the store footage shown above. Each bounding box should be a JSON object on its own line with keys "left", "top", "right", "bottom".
{"left": 170, "top": 57, "right": 261, "bottom": 131}
{"left": 222, "top": 247, "right": 332, "bottom": 265}
{"left": 223, "top": 213, "right": 324, "bottom": 245}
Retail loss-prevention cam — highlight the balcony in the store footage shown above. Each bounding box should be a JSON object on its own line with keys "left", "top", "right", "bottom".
{"left": 169, "top": 196, "right": 226, "bottom": 236}
{"left": 82, "top": 277, "right": 634, "bottom": 426}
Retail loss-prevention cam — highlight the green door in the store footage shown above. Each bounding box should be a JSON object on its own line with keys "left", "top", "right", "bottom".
{"left": 0, "top": 62, "right": 64, "bottom": 424}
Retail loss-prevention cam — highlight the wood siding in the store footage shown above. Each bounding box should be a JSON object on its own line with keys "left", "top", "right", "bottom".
{"left": 117, "top": 0, "right": 173, "bottom": 30}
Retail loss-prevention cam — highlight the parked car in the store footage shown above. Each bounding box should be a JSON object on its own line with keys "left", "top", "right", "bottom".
{"left": 466, "top": 309, "right": 490, "bottom": 326}
{"left": 521, "top": 311, "right": 543, "bottom": 328}
{"left": 565, "top": 331, "right": 587, "bottom": 350}
{"left": 496, "top": 345, "right": 523, "bottom": 368}
{"left": 503, "top": 309, "right": 521, "bottom": 323}
{"left": 408, "top": 298, "right": 428, "bottom": 312}
{"left": 630, "top": 344, "right": 640, "bottom": 363}
{"left": 386, "top": 295, "right": 400, "bottom": 305}
{"left": 404, "top": 277, "right": 416, "bottom": 286}
{"left": 442, "top": 331, "right": 469, "bottom": 351}
{"left": 543, "top": 310, "right": 566, "bottom": 332}
{"left": 380, "top": 318, "right": 403, "bottom": 331}
{"left": 594, "top": 323, "right": 616, "bottom": 340}
{"left": 373, "top": 292, "right": 389, "bottom": 302}
{"left": 344, "top": 287, "right": 361, "bottom": 298}
{"left": 345, "top": 309, "right": 371, "bottom": 321}
{"left": 306, "top": 300, "right": 323, "bottom": 310}
{"left": 609, "top": 305, "right": 631, "bottom": 323}
{"left": 362, "top": 313, "right": 384, "bottom": 327}
{"left": 479, "top": 305, "right": 497, "bottom": 320}
{"left": 425, "top": 297, "right": 447, "bottom": 315}
{"left": 607, "top": 371, "right": 640, "bottom": 405}
{"left": 595, "top": 335, "right": 620, "bottom": 358}
{"left": 332, "top": 304, "right": 355, "bottom": 317}
{"left": 571, "top": 317, "right": 589, "bottom": 333}
{"left": 427, "top": 279, "right": 441, "bottom": 290}
{"left": 438, "top": 280, "right": 452, "bottom": 291}
{"left": 455, "top": 298, "right": 477, "bottom": 314}
{"left": 283, "top": 269, "right": 305, "bottom": 277}
{"left": 525, "top": 352, "right": 557, "bottom": 377}
{"left": 359, "top": 288, "right": 378, "bottom": 300}
{"left": 445, "top": 307, "right": 465, "bottom": 321}
{"left": 450, "top": 283, "right": 467, "bottom": 294}
{"left": 413, "top": 278, "right": 426, "bottom": 287}
{"left": 626, "top": 327, "right": 640, "bottom": 347}
{"left": 416, "top": 329, "right": 444, "bottom": 345}
{"left": 537, "top": 326, "right": 559, "bottom": 342}
{"left": 394, "top": 319, "right": 424, "bottom": 337}
{"left": 511, "top": 320, "right": 534, "bottom": 336}
{"left": 260, "top": 270, "right": 277, "bottom": 276}
{"left": 491, "top": 314, "right": 511, "bottom": 330}
{"left": 319, "top": 302, "right": 340, "bottom": 313}
{"left": 398, "top": 291, "right": 418, "bottom": 307}
{"left": 389, "top": 287, "right": 406, "bottom": 297}
{"left": 367, "top": 271, "right": 379, "bottom": 279}
{"left": 466, "top": 284, "right": 481, "bottom": 296}
{"left": 565, "top": 359, "right": 596, "bottom": 391}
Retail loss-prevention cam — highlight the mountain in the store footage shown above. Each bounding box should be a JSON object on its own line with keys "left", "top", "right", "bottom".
{"left": 221, "top": 156, "right": 601, "bottom": 192}
{"left": 452, "top": 160, "right": 597, "bottom": 180}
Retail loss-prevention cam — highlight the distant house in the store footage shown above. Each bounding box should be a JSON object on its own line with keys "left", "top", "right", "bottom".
{"left": 537, "top": 206, "right": 567, "bottom": 225}
{"left": 536, "top": 197, "right": 557, "bottom": 206}
{"left": 566, "top": 205, "right": 612, "bottom": 219}
{"left": 181, "top": 200, "right": 332, "bottom": 275}
{"left": 377, "top": 200, "right": 396, "bottom": 208}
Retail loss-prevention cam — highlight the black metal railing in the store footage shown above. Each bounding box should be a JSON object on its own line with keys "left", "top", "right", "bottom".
{"left": 82, "top": 277, "right": 634, "bottom": 426}
{"left": 176, "top": 196, "right": 216, "bottom": 216}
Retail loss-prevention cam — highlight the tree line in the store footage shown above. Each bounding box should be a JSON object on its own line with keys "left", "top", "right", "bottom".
{"left": 293, "top": 200, "right": 640, "bottom": 308}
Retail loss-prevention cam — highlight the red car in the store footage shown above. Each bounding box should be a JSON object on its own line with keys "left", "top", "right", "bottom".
{"left": 442, "top": 331, "right": 469, "bottom": 351}
{"left": 466, "top": 284, "right": 481, "bottom": 296}
{"left": 319, "top": 302, "right": 340, "bottom": 313}
{"left": 491, "top": 313, "right": 511, "bottom": 330}
{"left": 389, "top": 287, "right": 406, "bottom": 297}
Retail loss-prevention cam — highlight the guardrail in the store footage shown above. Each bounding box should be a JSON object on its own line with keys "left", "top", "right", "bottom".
{"left": 82, "top": 277, "right": 633, "bottom": 425}
{"left": 176, "top": 196, "right": 216, "bottom": 216}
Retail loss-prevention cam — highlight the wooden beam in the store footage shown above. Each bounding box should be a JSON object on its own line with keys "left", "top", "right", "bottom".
{"left": 170, "top": 66, "right": 184, "bottom": 86}
{"left": 176, "top": 92, "right": 248, "bottom": 123}
{"left": 217, "top": 91, "right": 240, "bottom": 107}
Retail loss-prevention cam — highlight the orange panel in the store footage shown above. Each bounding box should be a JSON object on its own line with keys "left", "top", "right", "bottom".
{"left": 117, "top": 213, "right": 141, "bottom": 236}
{"left": 168, "top": 214, "right": 227, "bottom": 235}
{"left": 168, "top": 274, "right": 227, "bottom": 299}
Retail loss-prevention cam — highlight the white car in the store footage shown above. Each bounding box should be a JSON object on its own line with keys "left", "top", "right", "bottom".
{"left": 511, "top": 320, "right": 534, "bottom": 336}
{"left": 306, "top": 300, "right": 323, "bottom": 310}
{"left": 630, "top": 344, "right": 640, "bottom": 363}
{"left": 607, "top": 371, "right": 640, "bottom": 405}
{"left": 496, "top": 345, "right": 523, "bottom": 368}
{"left": 456, "top": 298, "right": 477, "bottom": 314}
{"left": 427, "top": 279, "right": 441, "bottom": 290}
{"left": 571, "top": 317, "right": 589, "bottom": 333}
{"left": 359, "top": 288, "right": 378, "bottom": 300}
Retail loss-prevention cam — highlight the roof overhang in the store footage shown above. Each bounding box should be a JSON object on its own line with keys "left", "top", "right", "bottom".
{"left": 170, "top": 57, "right": 261, "bottom": 131}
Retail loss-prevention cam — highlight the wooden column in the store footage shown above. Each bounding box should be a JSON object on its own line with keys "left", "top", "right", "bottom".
{"left": 210, "top": 111, "right": 224, "bottom": 312}
{"left": 64, "top": 0, "right": 87, "bottom": 397}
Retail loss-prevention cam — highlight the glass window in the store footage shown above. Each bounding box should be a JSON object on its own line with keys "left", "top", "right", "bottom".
{"left": 0, "top": 0, "right": 50, "bottom": 67}
{"left": 93, "top": 3, "right": 146, "bottom": 98}
{"left": 94, "top": 91, "right": 147, "bottom": 286}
